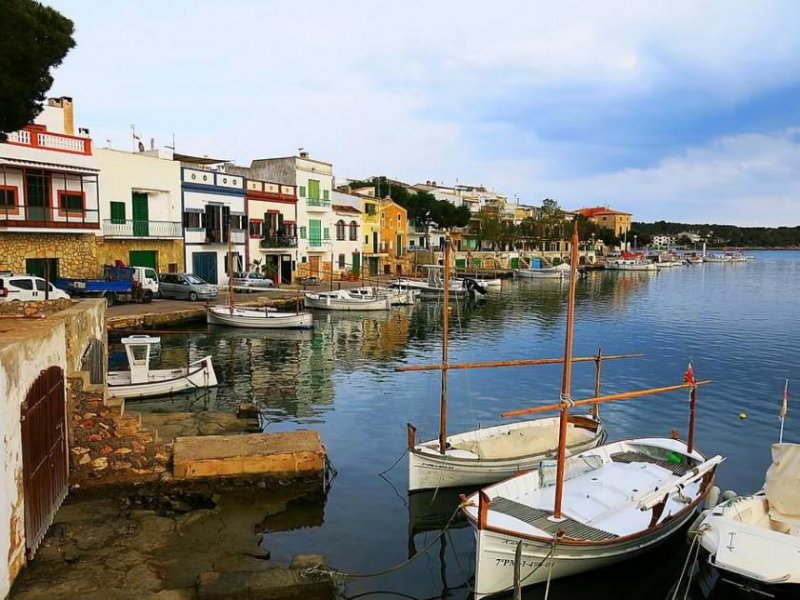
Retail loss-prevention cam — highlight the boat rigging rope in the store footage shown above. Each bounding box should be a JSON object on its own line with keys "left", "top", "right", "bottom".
{"left": 377, "top": 447, "right": 407, "bottom": 477}
{"left": 670, "top": 524, "right": 707, "bottom": 600}
{"left": 303, "top": 504, "right": 464, "bottom": 581}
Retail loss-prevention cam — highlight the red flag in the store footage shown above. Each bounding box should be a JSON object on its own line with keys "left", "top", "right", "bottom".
{"left": 780, "top": 379, "right": 789, "bottom": 419}
{"left": 683, "top": 362, "right": 695, "bottom": 386}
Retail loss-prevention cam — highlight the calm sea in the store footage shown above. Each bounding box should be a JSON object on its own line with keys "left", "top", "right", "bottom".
{"left": 111, "top": 250, "right": 800, "bottom": 599}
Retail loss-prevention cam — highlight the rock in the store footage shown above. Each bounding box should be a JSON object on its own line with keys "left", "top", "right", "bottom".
{"left": 71, "top": 446, "right": 90, "bottom": 456}
{"left": 132, "top": 440, "right": 145, "bottom": 454}
{"left": 82, "top": 412, "right": 97, "bottom": 420}
{"left": 236, "top": 403, "right": 259, "bottom": 419}
{"left": 290, "top": 553, "right": 327, "bottom": 570}
{"left": 79, "top": 453, "right": 91, "bottom": 465}
{"left": 115, "top": 447, "right": 133, "bottom": 455}
{"left": 80, "top": 419, "right": 96, "bottom": 429}
{"left": 92, "top": 457, "right": 108, "bottom": 470}
{"left": 111, "top": 460, "right": 133, "bottom": 471}
{"left": 99, "top": 445, "right": 114, "bottom": 456}
{"left": 87, "top": 433, "right": 103, "bottom": 442}
{"left": 154, "top": 452, "right": 170, "bottom": 464}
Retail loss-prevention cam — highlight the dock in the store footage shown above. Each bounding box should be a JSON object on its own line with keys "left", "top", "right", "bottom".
{"left": 173, "top": 430, "right": 327, "bottom": 482}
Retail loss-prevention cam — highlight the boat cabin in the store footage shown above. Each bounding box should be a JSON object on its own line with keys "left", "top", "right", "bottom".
{"left": 120, "top": 335, "right": 161, "bottom": 384}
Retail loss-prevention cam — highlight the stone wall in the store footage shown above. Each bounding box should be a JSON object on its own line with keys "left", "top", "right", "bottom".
{"left": 0, "top": 299, "right": 74, "bottom": 317}
{"left": 96, "top": 238, "right": 185, "bottom": 273}
{"left": 67, "top": 376, "right": 171, "bottom": 487}
{"left": 0, "top": 232, "right": 98, "bottom": 278}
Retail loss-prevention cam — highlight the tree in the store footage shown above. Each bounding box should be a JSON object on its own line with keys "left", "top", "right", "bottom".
{"left": 0, "top": 0, "right": 75, "bottom": 141}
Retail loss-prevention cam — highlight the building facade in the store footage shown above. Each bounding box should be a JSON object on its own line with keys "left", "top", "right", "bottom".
{"left": 379, "top": 198, "right": 407, "bottom": 274}
{"left": 0, "top": 97, "right": 100, "bottom": 278}
{"left": 180, "top": 159, "right": 246, "bottom": 285}
{"left": 246, "top": 153, "right": 334, "bottom": 281}
{"left": 360, "top": 195, "right": 384, "bottom": 275}
{"left": 331, "top": 201, "right": 361, "bottom": 278}
{"left": 577, "top": 206, "right": 633, "bottom": 237}
{"left": 242, "top": 177, "right": 297, "bottom": 284}
{"left": 94, "top": 148, "right": 183, "bottom": 273}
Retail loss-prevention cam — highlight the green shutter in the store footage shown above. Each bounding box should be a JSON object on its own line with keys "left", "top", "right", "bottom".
{"left": 110, "top": 201, "right": 126, "bottom": 224}
{"left": 323, "top": 189, "right": 329, "bottom": 201}
{"left": 309, "top": 219, "right": 321, "bottom": 246}
{"left": 299, "top": 186, "right": 306, "bottom": 198}
{"left": 323, "top": 227, "right": 330, "bottom": 240}
{"left": 299, "top": 226, "right": 307, "bottom": 239}
{"left": 308, "top": 180, "right": 320, "bottom": 200}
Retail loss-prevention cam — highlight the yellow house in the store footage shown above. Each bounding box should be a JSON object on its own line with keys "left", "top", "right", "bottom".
{"left": 577, "top": 206, "right": 632, "bottom": 237}
{"left": 379, "top": 199, "right": 407, "bottom": 258}
{"left": 361, "top": 196, "right": 383, "bottom": 275}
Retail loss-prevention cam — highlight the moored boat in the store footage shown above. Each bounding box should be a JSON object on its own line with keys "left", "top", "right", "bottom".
{"left": 108, "top": 335, "right": 218, "bottom": 399}
{"left": 206, "top": 305, "right": 313, "bottom": 329}
{"left": 348, "top": 286, "right": 420, "bottom": 305}
{"left": 514, "top": 262, "right": 571, "bottom": 279}
{"left": 693, "top": 442, "right": 800, "bottom": 598}
{"left": 304, "top": 289, "right": 392, "bottom": 311}
{"left": 605, "top": 258, "right": 658, "bottom": 271}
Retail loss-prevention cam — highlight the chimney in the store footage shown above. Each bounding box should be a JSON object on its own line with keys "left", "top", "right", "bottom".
{"left": 299, "top": 151, "right": 309, "bottom": 159}
{"left": 61, "top": 97, "right": 74, "bottom": 135}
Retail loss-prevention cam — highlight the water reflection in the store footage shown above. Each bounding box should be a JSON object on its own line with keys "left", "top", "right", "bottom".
{"left": 107, "top": 253, "right": 800, "bottom": 599}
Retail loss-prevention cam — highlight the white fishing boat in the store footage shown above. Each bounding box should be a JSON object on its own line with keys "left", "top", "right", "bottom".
{"left": 694, "top": 442, "right": 800, "bottom": 597}
{"left": 455, "top": 276, "right": 503, "bottom": 288}
{"left": 304, "top": 289, "right": 392, "bottom": 311}
{"left": 206, "top": 226, "right": 313, "bottom": 329}
{"left": 461, "top": 222, "right": 721, "bottom": 598}
{"left": 605, "top": 258, "right": 658, "bottom": 271}
{"left": 514, "top": 262, "right": 571, "bottom": 279}
{"left": 108, "top": 335, "right": 218, "bottom": 400}
{"left": 206, "top": 305, "right": 313, "bottom": 329}
{"left": 403, "top": 239, "right": 632, "bottom": 492}
{"left": 348, "top": 286, "right": 420, "bottom": 306}
{"left": 389, "top": 265, "right": 485, "bottom": 298}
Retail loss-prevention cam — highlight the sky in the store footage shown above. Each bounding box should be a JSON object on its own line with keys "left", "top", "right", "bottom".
{"left": 42, "top": 0, "right": 800, "bottom": 226}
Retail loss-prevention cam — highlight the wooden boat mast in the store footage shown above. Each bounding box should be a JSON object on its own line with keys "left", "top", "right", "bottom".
{"left": 439, "top": 238, "right": 451, "bottom": 454}
{"left": 553, "top": 219, "right": 580, "bottom": 520}
{"left": 227, "top": 218, "right": 235, "bottom": 314}
{"left": 395, "top": 352, "right": 641, "bottom": 372}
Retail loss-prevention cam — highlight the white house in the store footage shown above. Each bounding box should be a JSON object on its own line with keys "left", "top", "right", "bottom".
{"left": 246, "top": 152, "right": 335, "bottom": 281}
{"left": 331, "top": 193, "right": 361, "bottom": 278}
{"left": 93, "top": 147, "right": 183, "bottom": 272}
{"left": 651, "top": 234, "right": 675, "bottom": 248}
{"left": 0, "top": 97, "right": 100, "bottom": 278}
{"left": 179, "top": 156, "right": 246, "bottom": 285}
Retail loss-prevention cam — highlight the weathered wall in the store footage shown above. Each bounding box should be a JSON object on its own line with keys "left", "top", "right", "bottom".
{"left": 0, "top": 232, "right": 98, "bottom": 278}
{"left": 50, "top": 299, "right": 106, "bottom": 376}
{"left": 0, "top": 319, "right": 67, "bottom": 599}
{"left": 96, "top": 238, "right": 184, "bottom": 273}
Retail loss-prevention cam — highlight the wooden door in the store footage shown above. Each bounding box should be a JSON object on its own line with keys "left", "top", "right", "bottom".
{"left": 21, "top": 366, "right": 67, "bottom": 559}
{"left": 309, "top": 256, "right": 320, "bottom": 278}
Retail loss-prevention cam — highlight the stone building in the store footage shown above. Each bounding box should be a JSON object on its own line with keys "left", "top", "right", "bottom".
{"left": 379, "top": 198, "right": 408, "bottom": 275}
{"left": 0, "top": 97, "right": 100, "bottom": 278}
{"left": 576, "top": 206, "right": 633, "bottom": 237}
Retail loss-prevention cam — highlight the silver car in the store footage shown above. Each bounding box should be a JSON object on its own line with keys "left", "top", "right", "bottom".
{"left": 158, "top": 273, "right": 218, "bottom": 301}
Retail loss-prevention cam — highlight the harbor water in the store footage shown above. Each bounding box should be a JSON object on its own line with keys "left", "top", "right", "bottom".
{"left": 111, "top": 251, "right": 800, "bottom": 599}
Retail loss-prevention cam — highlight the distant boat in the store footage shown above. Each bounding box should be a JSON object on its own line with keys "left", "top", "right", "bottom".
{"left": 348, "top": 286, "right": 420, "bottom": 305}
{"left": 389, "top": 265, "right": 486, "bottom": 298}
{"left": 605, "top": 257, "right": 658, "bottom": 271}
{"left": 108, "top": 335, "right": 218, "bottom": 399}
{"left": 514, "top": 261, "right": 571, "bottom": 279}
{"left": 304, "top": 289, "right": 392, "bottom": 311}
{"left": 694, "top": 442, "right": 800, "bottom": 598}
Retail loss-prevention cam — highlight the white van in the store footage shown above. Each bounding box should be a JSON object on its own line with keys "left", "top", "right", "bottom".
{"left": 0, "top": 273, "right": 71, "bottom": 301}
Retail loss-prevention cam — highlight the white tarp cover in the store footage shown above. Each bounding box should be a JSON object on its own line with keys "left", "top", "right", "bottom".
{"left": 765, "top": 443, "right": 800, "bottom": 518}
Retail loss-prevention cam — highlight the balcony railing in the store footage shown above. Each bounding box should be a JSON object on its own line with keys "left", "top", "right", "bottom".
{"left": 102, "top": 219, "right": 182, "bottom": 238}
{"left": 260, "top": 235, "right": 298, "bottom": 249}
{"left": 308, "top": 238, "right": 332, "bottom": 248}
{"left": 0, "top": 206, "right": 100, "bottom": 229}
{"left": 306, "top": 197, "right": 331, "bottom": 208}
{"left": 6, "top": 128, "right": 92, "bottom": 155}
{"left": 204, "top": 228, "right": 246, "bottom": 244}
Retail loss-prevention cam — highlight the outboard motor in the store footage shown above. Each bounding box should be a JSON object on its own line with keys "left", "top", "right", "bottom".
{"left": 462, "top": 277, "right": 487, "bottom": 296}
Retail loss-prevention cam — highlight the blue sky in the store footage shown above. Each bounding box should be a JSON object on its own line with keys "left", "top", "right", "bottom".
{"left": 43, "top": 0, "right": 800, "bottom": 225}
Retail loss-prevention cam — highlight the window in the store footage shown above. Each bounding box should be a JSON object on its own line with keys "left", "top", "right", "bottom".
{"left": 365, "top": 235, "right": 369, "bottom": 244}
{"left": 323, "top": 189, "right": 329, "bottom": 201}
{"left": 229, "top": 214, "right": 246, "bottom": 230}
{"left": 336, "top": 220, "right": 345, "bottom": 240}
{"left": 58, "top": 191, "right": 84, "bottom": 214}
{"left": 0, "top": 187, "right": 17, "bottom": 211}
{"left": 349, "top": 221, "right": 358, "bottom": 240}
{"left": 9, "top": 278, "right": 33, "bottom": 290}
{"left": 299, "top": 226, "right": 307, "bottom": 239}
{"left": 308, "top": 179, "right": 320, "bottom": 199}
{"left": 299, "top": 186, "right": 306, "bottom": 198}
{"left": 183, "top": 211, "right": 201, "bottom": 229}
{"left": 338, "top": 254, "right": 345, "bottom": 269}
{"left": 365, "top": 203, "right": 376, "bottom": 216}
{"left": 323, "top": 227, "right": 330, "bottom": 240}
{"left": 249, "top": 219, "right": 263, "bottom": 238}
{"left": 397, "top": 214, "right": 401, "bottom": 223}
{"left": 110, "top": 201, "right": 126, "bottom": 224}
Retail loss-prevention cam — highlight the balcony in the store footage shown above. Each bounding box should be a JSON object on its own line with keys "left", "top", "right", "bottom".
{"left": 102, "top": 219, "right": 182, "bottom": 239}
{"left": 306, "top": 197, "right": 331, "bottom": 210}
{"left": 259, "top": 235, "right": 298, "bottom": 249}
{"left": 0, "top": 206, "right": 100, "bottom": 230}
{"left": 204, "top": 228, "right": 246, "bottom": 245}
{"left": 308, "top": 238, "right": 332, "bottom": 249}
{"left": 6, "top": 128, "right": 92, "bottom": 156}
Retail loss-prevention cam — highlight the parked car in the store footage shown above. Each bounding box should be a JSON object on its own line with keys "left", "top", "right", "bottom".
{"left": 158, "top": 273, "right": 218, "bottom": 301}
{"left": 232, "top": 272, "right": 274, "bottom": 289}
{"left": 0, "top": 273, "right": 71, "bottom": 301}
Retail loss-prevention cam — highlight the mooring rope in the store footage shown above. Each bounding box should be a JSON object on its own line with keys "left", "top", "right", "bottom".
{"left": 670, "top": 525, "right": 706, "bottom": 600}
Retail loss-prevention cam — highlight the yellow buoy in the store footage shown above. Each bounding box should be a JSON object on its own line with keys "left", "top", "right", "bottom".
{"left": 738, "top": 412, "right": 747, "bottom": 420}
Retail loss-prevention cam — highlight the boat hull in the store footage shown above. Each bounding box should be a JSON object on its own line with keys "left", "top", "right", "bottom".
{"left": 206, "top": 306, "right": 313, "bottom": 329}
{"left": 408, "top": 417, "right": 605, "bottom": 491}
{"left": 513, "top": 268, "right": 568, "bottom": 279}
{"left": 473, "top": 508, "right": 696, "bottom": 598}
{"left": 304, "top": 293, "right": 391, "bottom": 311}
{"left": 108, "top": 356, "right": 218, "bottom": 399}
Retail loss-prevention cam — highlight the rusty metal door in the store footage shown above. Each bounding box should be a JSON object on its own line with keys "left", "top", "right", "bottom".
{"left": 21, "top": 366, "right": 68, "bottom": 559}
